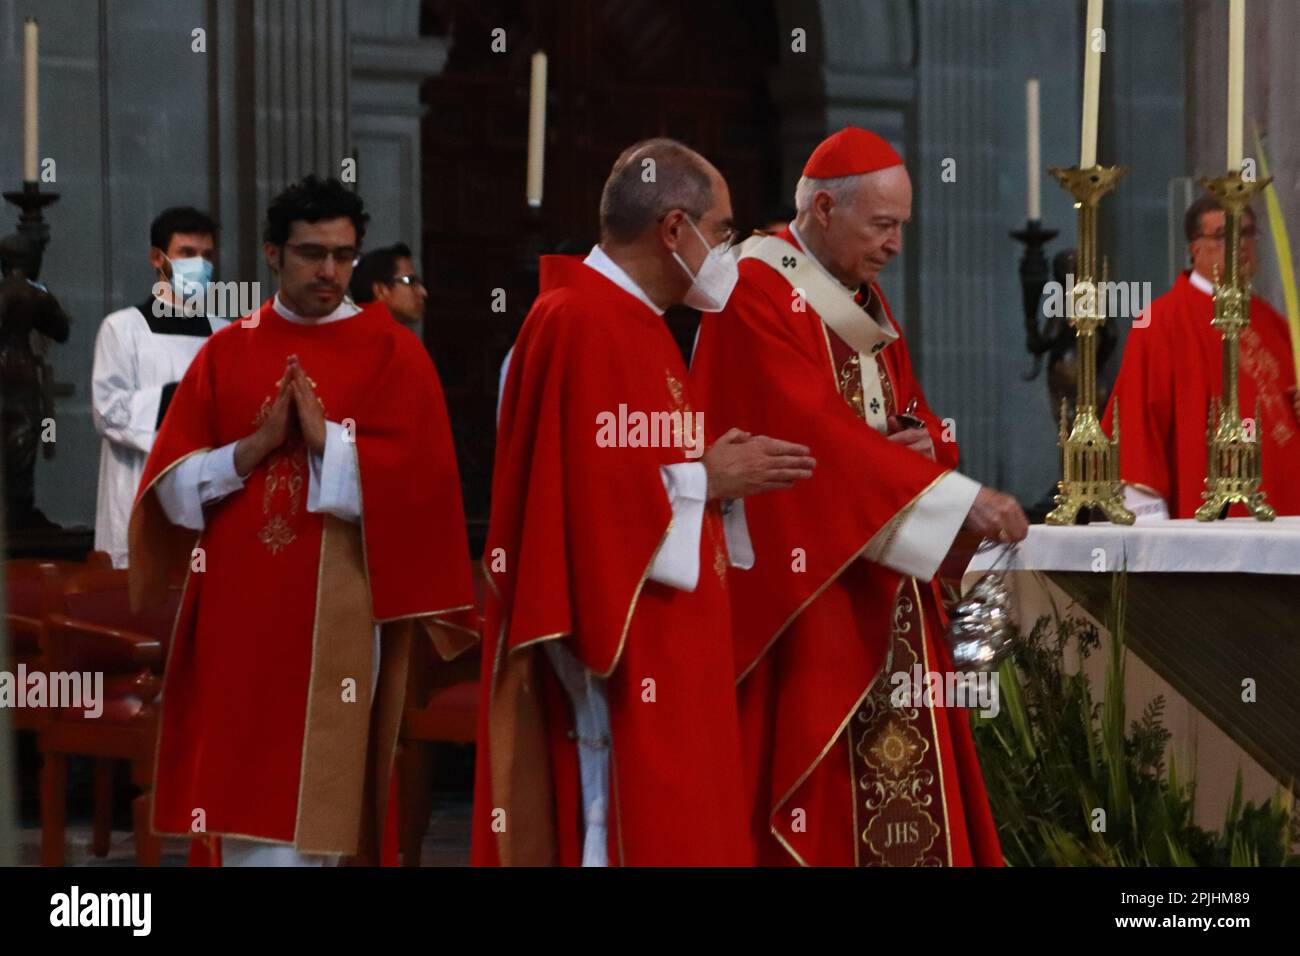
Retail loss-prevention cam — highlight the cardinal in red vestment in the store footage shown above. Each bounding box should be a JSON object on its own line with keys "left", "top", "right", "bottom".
{"left": 1103, "top": 196, "right": 1300, "bottom": 519}
{"left": 691, "top": 127, "right": 1026, "bottom": 867}
{"left": 129, "top": 176, "right": 477, "bottom": 866}
{"left": 471, "top": 139, "right": 815, "bottom": 866}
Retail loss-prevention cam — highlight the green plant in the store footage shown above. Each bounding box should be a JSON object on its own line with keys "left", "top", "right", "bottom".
{"left": 971, "top": 570, "right": 1299, "bottom": 866}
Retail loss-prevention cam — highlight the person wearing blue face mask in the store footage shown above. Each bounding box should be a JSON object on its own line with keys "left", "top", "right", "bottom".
{"left": 91, "top": 206, "right": 228, "bottom": 567}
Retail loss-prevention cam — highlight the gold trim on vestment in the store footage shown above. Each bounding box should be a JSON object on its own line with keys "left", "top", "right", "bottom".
{"left": 768, "top": 580, "right": 904, "bottom": 867}
{"left": 848, "top": 733, "right": 860, "bottom": 866}
{"left": 484, "top": 510, "right": 674, "bottom": 865}
{"left": 293, "top": 515, "right": 392, "bottom": 856}
{"left": 597, "top": 515, "right": 673, "bottom": 680}
{"left": 136, "top": 449, "right": 206, "bottom": 840}
{"left": 914, "top": 577, "right": 955, "bottom": 866}
{"left": 735, "top": 471, "right": 949, "bottom": 686}
{"left": 376, "top": 603, "right": 476, "bottom": 625}
{"left": 147, "top": 555, "right": 196, "bottom": 841}
{"left": 128, "top": 447, "right": 210, "bottom": 613}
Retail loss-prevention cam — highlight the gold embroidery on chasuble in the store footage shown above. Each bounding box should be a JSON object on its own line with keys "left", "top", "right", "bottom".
{"left": 877, "top": 358, "right": 898, "bottom": 420}
{"left": 1240, "top": 326, "right": 1295, "bottom": 448}
{"left": 252, "top": 373, "right": 321, "bottom": 555}
{"left": 829, "top": 318, "right": 953, "bottom": 867}
{"left": 847, "top": 588, "right": 952, "bottom": 866}
{"left": 838, "top": 353, "right": 867, "bottom": 419}
{"left": 665, "top": 368, "right": 727, "bottom": 585}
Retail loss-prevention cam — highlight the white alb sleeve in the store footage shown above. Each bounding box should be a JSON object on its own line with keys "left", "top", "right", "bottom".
{"left": 307, "top": 420, "right": 362, "bottom": 522}
{"left": 1124, "top": 483, "right": 1170, "bottom": 522}
{"left": 869, "top": 471, "right": 982, "bottom": 580}
{"left": 647, "top": 462, "right": 709, "bottom": 591}
{"left": 155, "top": 442, "right": 245, "bottom": 530}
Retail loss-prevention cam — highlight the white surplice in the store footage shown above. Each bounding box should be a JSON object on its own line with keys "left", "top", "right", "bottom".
{"left": 92, "top": 295, "right": 229, "bottom": 567}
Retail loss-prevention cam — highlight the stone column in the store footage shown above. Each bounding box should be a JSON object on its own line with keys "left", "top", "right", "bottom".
{"left": 915, "top": 0, "right": 1002, "bottom": 483}
{"left": 347, "top": 0, "right": 449, "bottom": 265}
{"left": 212, "top": 0, "right": 351, "bottom": 286}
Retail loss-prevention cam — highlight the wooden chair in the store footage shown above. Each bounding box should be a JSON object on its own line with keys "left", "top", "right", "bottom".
{"left": 5, "top": 552, "right": 113, "bottom": 735}
{"left": 38, "top": 567, "right": 181, "bottom": 866}
{"left": 5, "top": 560, "right": 65, "bottom": 733}
{"left": 396, "top": 571, "right": 484, "bottom": 866}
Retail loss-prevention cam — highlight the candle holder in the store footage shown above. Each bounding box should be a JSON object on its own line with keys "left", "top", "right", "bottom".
{"left": 2, "top": 180, "right": 59, "bottom": 280}
{"left": 1010, "top": 219, "right": 1059, "bottom": 338}
{"left": 1043, "top": 164, "right": 1134, "bottom": 526}
{"left": 1193, "top": 170, "right": 1275, "bottom": 522}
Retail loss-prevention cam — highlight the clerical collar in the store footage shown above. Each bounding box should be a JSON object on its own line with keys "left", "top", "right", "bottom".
{"left": 788, "top": 222, "right": 871, "bottom": 306}
{"left": 583, "top": 245, "right": 665, "bottom": 316}
{"left": 273, "top": 292, "right": 361, "bottom": 325}
{"left": 1188, "top": 270, "right": 1215, "bottom": 297}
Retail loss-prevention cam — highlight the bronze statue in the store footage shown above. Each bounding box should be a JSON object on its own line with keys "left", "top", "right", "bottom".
{"left": 1, "top": 232, "right": 69, "bottom": 530}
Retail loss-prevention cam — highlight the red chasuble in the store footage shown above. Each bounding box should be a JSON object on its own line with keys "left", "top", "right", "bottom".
{"left": 129, "top": 300, "right": 477, "bottom": 860}
{"left": 470, "top": 256, "right": 749, "bottom": 866}
{"left": 1103, "top": 271, "right": 1300, "bottom": 517}
{"left": 690, "top": 227, "right": 1002, "bottom": 867}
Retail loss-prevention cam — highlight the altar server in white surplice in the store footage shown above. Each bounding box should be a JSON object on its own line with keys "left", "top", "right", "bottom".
{"left": 92, "top": 207, "right": 229, "bottom": 567}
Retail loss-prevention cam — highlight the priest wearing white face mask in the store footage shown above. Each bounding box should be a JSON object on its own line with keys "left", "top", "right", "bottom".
{"left": 474, "top": 137, "right": 817, "bottom": 866}
{"left": 91, "top": 206, "right": 229, "bottom": 568}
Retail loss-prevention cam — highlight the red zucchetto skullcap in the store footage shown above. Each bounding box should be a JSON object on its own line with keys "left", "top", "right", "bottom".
{"left": 802, "top": 126, "right": 903, "bottom": 178}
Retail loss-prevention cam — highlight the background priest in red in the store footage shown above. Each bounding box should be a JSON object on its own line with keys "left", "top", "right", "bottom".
{"left": 1103, "top": 195, "right": 1300, "bottom": 519}
{"left": 691, "top": 127, "right": 1027, "bottom": 867}
{"left": 129, "top": 176, "right": 477, "bottom": 866}
{"left": 472, "top": 139, "right": 815, "bottom": 866}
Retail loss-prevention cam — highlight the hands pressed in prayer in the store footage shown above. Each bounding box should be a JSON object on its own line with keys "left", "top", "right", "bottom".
{"left": 702, "top": 427, "right": 816, "bottom": 500}
{"left": 288, "top": 357, "right": 327, "bottom": 454}
{"left": 235, "top": 358, "right": 297, "bottom": 476}
{"left": 963, "top": 486, "right": 1029, "bottom": 544}
{"left": 886, "top": 415, "right": 935, "bottom": 460}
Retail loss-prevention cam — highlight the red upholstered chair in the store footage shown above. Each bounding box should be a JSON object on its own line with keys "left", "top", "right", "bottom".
{"left": 396, "top": 568, "right": 484, "bottom": 866}
{"left": 5, "top": 553, "right": 111, "bottom": 732}
{"left": 38, "top": 567, "right": 182, "bottom": 866}
{"left": 6, "top": 561, "right": 63, "bottom": 732}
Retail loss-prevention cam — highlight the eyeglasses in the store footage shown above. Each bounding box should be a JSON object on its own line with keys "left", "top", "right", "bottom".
{"left": 659, "top": 211, "right": 739, "bottom": 250}
{"left": 388, "top": 274, "right": 424, "bottom": 289}
{"left": 284, "top": 243, "right": 358, "bottom": 264}
{"left": 1198, "top": 226, "right": 1258, "bottom": 242}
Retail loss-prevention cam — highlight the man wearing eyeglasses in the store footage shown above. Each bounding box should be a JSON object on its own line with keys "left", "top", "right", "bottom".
{"left": 473, "top": 138, "right": 816, "bottom": 867}
{"left": 349, "top": 242, "right": 427, "bottom": 326}
{"left": 128, "top": 174, "right": 477, "bottom": 866}
{"left": 1104, "top": 195, "right": 1300, "bottom": 519}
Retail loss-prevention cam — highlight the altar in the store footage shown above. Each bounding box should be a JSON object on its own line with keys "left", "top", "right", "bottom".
{"left": 964, "top": 517, "right": 1300, "bottom": 829}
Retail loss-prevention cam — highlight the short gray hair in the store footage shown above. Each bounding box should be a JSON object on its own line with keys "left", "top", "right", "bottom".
{"left": 599, "top": 138, "right": 713, "bottom": 242}
{"left": 794, "top": 173, "right": 865, "bottom": 215}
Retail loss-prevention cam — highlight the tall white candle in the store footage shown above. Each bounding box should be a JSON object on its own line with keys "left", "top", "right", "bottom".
{"left": 1026, "top": 77, "right": 1041, "bottom": 220}
{"left": 1227, "top": 0, "right": 1244, "bottom": 170}
{"left": 23, "top": 18, "right": 38, "bottom": 182}
{"left": 526, "top": 51, "right": 547, "bottom": 208}
{"left": 1080, "top": 0, "right": 1103, "bottom": 168}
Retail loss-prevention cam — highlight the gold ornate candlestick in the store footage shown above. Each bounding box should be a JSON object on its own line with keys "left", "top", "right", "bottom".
{"left": 1194, "top": 171, "right": 1275, "bottom": 521}
{"left": 1044, "top": 164, "right": 1135, "bottom": 526}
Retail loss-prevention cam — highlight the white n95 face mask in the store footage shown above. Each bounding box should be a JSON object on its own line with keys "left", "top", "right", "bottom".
{"left": 673, "top": 217, "right": 739, "bottom": 312}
